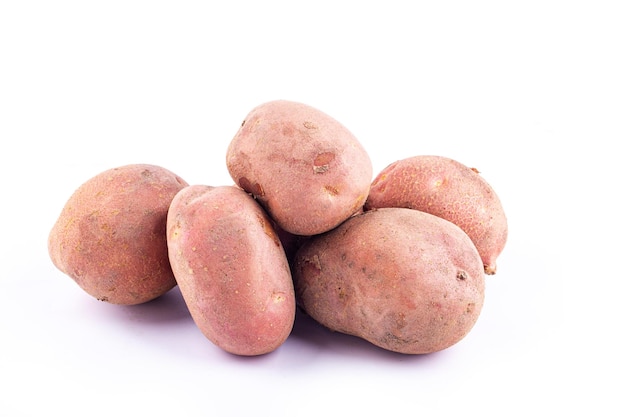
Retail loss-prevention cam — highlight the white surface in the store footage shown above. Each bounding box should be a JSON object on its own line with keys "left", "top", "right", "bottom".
{"left": 1, "top": 1, "right": 624, "bottom": 416}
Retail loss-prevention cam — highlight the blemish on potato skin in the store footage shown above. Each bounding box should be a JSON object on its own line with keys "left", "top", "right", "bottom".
{"left": 337, "top": 286, "right": 347, "bottom": 300}
{"left": 256, "top": 213, "right": 281, "bottom": 247}
{"left": 324, "top": 185, "right": 339, "bottom": 196}
{"left": 379, "top": 331, "right": 413, "bottom": 347}
{"left": 253, "top": 182, "right": 265, "bottom": 197}
{"left": 433, "top": 177, "right": 447, "bottom": 188}
{"left": 238, "top": 177, "right": 265, "bottom": 198}
{"left": 272, "top": 292, "right": 286, "bottom": 303}
{"left": 300, "top": 254, "right": 322, "bottom": 275}
{"left": 456, "top": 270, "right": 468, "bottom": 280}
{"left": 238, "top": 177, "right": 251, "bottom": 192}
{"left": 281, "top": 122, "right": 296, "bottom": 137}
{"left": 313, "top": 152, "right": 335, "bottom": 173}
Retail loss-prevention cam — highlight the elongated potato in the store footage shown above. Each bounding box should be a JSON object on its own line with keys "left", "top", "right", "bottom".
{"left": 293, "top": 207, "right": 485, "bottom": 354}
{"left": 365, "top": 155, "right": 508, "bottom": 274}
{"left": 226, "top": 100, "right": 373, "bottom": 236}
{"left": 166, "top": 185, "right": 296, "bottom": 356}
{"left": 48, "top": 164, "right": 188, "bottom": 305}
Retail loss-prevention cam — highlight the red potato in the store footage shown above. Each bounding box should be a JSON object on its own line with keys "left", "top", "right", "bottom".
{"left": 226, "top": 100, "right": 373, "bottom": 236}
{"left": 48, "top": 164, "right": 188, "bottom": 305}
{"left": 293, "top": 207, "right": 485, "bottom": 355}
{"left": 365, "top": 155, "right": 508, "bottom": 275}
{"left": 166, "top": 185, "right": 296, "bottom": 356}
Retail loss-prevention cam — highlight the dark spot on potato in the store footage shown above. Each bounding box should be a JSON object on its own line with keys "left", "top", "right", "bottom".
{"left": 241, "top": 119, "right": 246, "bottom": 127}
{"left": 238, "top": 177, "right": 265, "bottom": 198}
{"left": 471, "top": 167, "right": 480, "bottom": 174}
{"left": 324, "top": 185, "right": 339, "bottom": 196}
{"left": 395, "top": 312, "right": 407, "bottom": 329}
{"left": 238, "top": 177, "right": 252, "bottom": 192}
{"left": 466, "top": 302, "right": 475, "bottom": 314}
{"left": 300, "top": 255, "right": 322, "bottom": 276}
{"left": 456, "top": 270, "right": 468, "bottom": 280}
{"left": 337, "top": 286, "right": 347, "bottom": 299}
{"left": 313, "top": 152, "right": 335, "bottom": 173}
{"left": 256, "top": 213, "right": 280, "bottom": 247}
{"left": 253, "top": 182, "right": 265, "bottom": 198}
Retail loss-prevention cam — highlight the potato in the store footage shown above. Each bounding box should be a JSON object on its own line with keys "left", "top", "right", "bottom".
{"left": 48, "top": 164, "right": 188, "bottom": 305}
{"left": 365, "top": 155, "right": 508, "bottom": 275}
{"left": 166, "top": 185, "right": 296, "bottom": 356}
{"left": 226, "top": 100, "right": 373, "bottom": 236}
{"left": 293, "top": 207, "right": 485, "bottom": 355}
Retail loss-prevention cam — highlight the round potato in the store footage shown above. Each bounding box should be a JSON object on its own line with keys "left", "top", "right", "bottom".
{"left": 226, "top": 100, "right": 373, "bottom": 236}
{"left": 365, "top": 155, "right": 508, "bottom": 274}
{"left": 166, "top": 185, "right": 296, "bottom": 356}
{"left": 48, "top": 164, "right": 188, "bottom": 305}
{"left": 293, "top": 207, "right": 485, "bottom": 354}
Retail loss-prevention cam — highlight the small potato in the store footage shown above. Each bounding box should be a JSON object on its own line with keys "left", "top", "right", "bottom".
{"left": 48, "top": 164, "right": 188, "bottom": 305}
{"left": 226, "top": 100, "right": 373, "bottom": 236}
{"left": 293, "top": 207, "right": 485, "bottom": 355}
{"left": 365, "top": 155, "right": 508, "bottom": 275}
{"left": 166, "top": 185, "right": 296, "bottom": 356}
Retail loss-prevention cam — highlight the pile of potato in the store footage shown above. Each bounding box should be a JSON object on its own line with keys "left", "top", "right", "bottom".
{"left": 48, "top": 100, "right": 508, "bottom": 356}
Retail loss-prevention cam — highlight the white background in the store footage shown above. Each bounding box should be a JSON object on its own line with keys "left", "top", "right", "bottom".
{"left": 1, "top": 1, "right": 624, "bottom": 416}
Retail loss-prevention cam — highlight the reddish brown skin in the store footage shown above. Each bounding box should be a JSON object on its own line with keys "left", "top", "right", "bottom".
{"left": 293, "top": 208, "right": 485, "bottom": 355}
{"left": 226, "top": 100, "right": 373, "bottom": 236}
{"left": 166, "top": 185, "right": 296, "bottom": 356}
{"left": 365, "top": 155, "right": 508, "bottom": 275}
{"left": 48, "top": 164, "right": 188, "bottom": 305}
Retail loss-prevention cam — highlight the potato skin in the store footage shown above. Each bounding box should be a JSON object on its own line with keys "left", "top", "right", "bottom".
{"left": 365, "top": 155, "right": 508, "bottom": 275}
{"left": 48, "top": 164, "right": 188, "bottom": 305}
{"left": 226, "top": 100, "right": 373, "bottom": 236}
{"left": 293, "top": 207, "right": 485, "bottom": 354}
{"left": 166, "top": 185, "right": 296, "bottom": 356}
